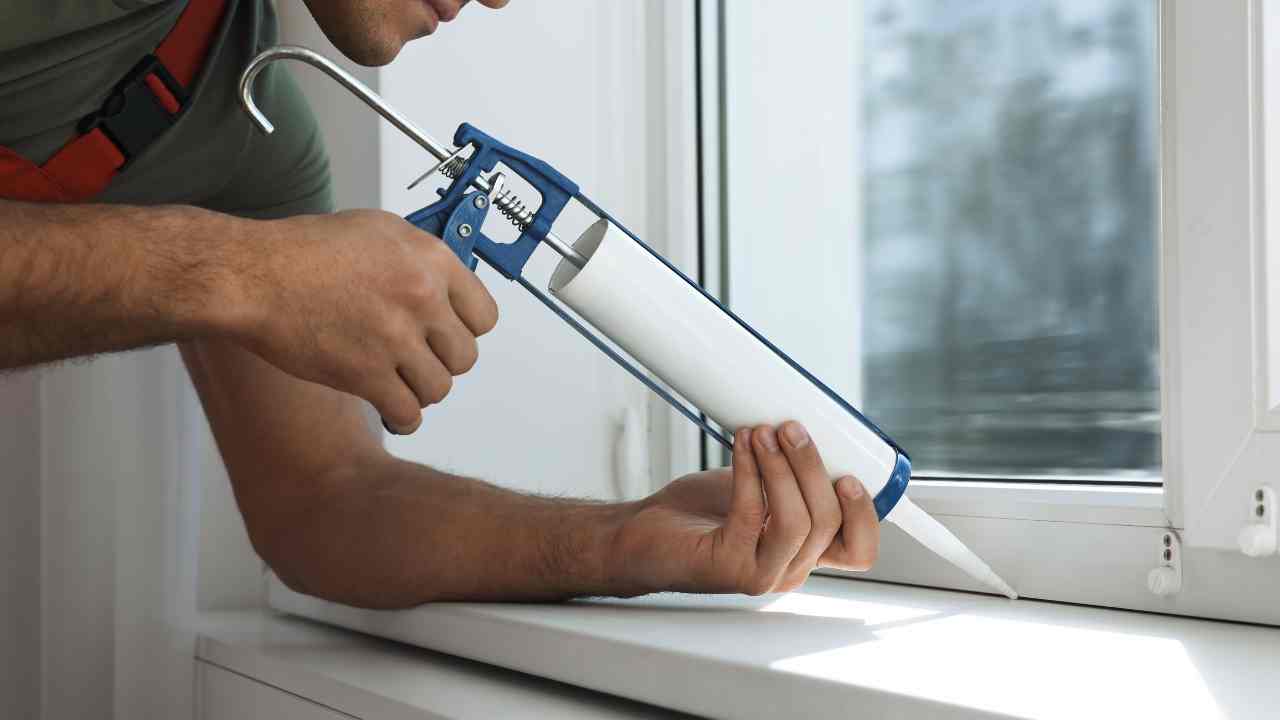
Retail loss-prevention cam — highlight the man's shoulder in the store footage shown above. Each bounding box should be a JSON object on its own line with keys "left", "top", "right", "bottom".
{"left": 1, "top": 1, "right": 185, "bottom": 56}
{"left": 0, "top": 1, "right": 194, "bottom": 162}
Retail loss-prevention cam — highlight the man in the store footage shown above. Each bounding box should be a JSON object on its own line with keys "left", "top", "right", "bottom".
{"left": 0, "top": 0, "right": 879, "bottom": 608}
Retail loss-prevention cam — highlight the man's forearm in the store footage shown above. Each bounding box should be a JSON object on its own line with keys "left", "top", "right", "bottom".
{"left": 252, "top": 453, "right": 644, "bottom": 608}
{"left": 0, "top": 199, "right": 252, "bottom": 369}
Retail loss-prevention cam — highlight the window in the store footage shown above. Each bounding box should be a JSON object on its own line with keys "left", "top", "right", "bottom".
{"left": 693, "top": 0, "right": 1280, "bottom": 623}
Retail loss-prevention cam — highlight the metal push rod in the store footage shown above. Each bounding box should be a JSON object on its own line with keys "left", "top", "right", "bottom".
{"left": 518, "top": 277, "right": 734, "bottom": 450}
{"left": 238, "top": 45, "right": 587, "bottom": 268}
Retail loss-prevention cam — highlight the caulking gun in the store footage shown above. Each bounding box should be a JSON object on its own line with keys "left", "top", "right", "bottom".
{"left": 239, "top": 46, "right": 1017, "bottom": 600}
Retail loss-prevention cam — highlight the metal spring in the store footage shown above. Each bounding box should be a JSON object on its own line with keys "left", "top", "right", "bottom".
{"left": 439, "top": 157, "right": 535, "bottom": 231}
{"left": 437, "top": 155, "right": 468, "bottom": 179}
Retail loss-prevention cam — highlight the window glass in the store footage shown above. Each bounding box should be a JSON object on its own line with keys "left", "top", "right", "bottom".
{"left": 860, "top": 0, "right": 1159, "bottom": 480}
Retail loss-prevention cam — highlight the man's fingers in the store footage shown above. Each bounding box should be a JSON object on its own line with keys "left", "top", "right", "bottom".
{"left": 426, "top": 317, "right": 480, "bottom": 375}
{"left": 823, "top": 476, "right": 880, "bottom": 572}
{"left": 369, "top": 375, "right": 424, "bottom": 434}
{"left": 752, "top": 425, "right": 810, "bottom": 581}
{"left": 777, "top": 421, "right": 842, "bottom": 586}
{"left": 723, "top": 428, "right": 766, "bottom": 546}
{"left": 446, "top": 262, "right": 500, "bottom": 337}
{"left": 397, "top": 350, "right": 453, "bottom": 408}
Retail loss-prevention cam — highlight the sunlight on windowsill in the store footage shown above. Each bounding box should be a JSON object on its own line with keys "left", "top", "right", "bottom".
{"left": 764, "top": 592, "right": 1220, "bottom": 720}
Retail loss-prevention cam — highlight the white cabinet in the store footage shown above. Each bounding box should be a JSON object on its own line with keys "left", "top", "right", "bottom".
{"left": 196, "top": 611, "right": 680, "bottom": 720}
{"left": 199, "top": 662, "right": 351, "bottom": 720}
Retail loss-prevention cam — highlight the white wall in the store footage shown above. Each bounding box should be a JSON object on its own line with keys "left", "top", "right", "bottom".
{"left": 1, "top": 351, "right": 206, "bottom": 720}
{"left": 37, "top": 349, "right": 203, "bottom": 720}
{"left": 0, "top": 371, "right": 40, "bottom": 719}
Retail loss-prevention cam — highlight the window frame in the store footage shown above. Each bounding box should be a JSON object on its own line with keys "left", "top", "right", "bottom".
{"left": 662, "top": 0, "right": 1280, "bottom": 625}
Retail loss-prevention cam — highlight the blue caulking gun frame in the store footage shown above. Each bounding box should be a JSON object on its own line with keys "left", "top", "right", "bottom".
{"left": 238, "top": 45, "right": 911, "bottom": 522}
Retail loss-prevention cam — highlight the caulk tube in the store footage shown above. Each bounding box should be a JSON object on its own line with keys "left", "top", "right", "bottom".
{"left": 549, "top": 219, "right": 1017, "bottom": 599}
{"left": 551, "top": 219, "right": 908, "bottom": 516}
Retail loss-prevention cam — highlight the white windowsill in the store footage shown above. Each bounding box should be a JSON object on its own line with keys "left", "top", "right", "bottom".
{"left": 243, "top": 575, "right": 1280, "bottom": 720}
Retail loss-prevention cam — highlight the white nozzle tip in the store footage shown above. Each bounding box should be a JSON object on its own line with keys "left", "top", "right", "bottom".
{"left": 990, "top": 576, "right": 1019, "bottom": 600}
{"left": 888, "top": 497, "right": 1018, "bottom": 600}
{"left": 973, "top": 561, "right": 1018, "bottom": 599}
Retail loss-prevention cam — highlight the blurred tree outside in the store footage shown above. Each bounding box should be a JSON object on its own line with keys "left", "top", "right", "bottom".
{"left": 861, "top": 0, "right": 1159, "bottom": 479}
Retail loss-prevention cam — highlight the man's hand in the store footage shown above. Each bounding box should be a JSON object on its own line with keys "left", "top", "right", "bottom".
{"left": 236, "top": 209, "right": 499, "bottom": 433}
{"left": 611, "top": 422, "right": 880, "bottom": 596}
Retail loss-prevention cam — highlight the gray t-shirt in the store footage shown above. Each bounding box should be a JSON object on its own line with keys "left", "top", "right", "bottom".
{"left": 1, "top": 1, "right": 180, "bottom": 53}
{"left": 0, "top": 2, "right": 188, "bottom": 162}
{"left": 0, "top": 0, "right": 332, "bottom": 218}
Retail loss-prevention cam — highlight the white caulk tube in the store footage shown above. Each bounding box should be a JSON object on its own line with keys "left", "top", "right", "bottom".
{"left": 550, "top": 219, "right": 1017, "bottom": 599}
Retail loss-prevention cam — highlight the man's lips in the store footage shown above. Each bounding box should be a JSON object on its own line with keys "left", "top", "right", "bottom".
{"left": 419, "top": 1, "right": 440, "bottom": 35}
{"left": 420, "top": 0, "right": 467, "bottom": 34}
{"left": 429, "top": 0, "right": 464, "bottom": 22}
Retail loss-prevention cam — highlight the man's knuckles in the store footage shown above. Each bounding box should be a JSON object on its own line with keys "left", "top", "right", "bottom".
{"left": 813, "top": 507, "right": 842, "bottom": 541}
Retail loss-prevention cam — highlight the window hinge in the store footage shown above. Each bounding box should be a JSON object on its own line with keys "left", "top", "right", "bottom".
{"left": 1237, "top": 486, "right": 1277, "bottom": 557}
{"left": 1147, "top": 531, "right": 1182, "bottom": 596}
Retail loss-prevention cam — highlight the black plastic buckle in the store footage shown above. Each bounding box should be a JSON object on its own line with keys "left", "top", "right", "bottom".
{"left": 78, "top": 54, "right": 188, "bottom": 168}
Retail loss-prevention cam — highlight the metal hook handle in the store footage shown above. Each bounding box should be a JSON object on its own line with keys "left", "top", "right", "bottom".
{"left": 238, "top": 45, "right": 453, "bottom": 163}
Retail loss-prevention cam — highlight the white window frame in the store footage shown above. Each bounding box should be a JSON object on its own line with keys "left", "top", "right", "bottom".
{"left": 653, "top": 0, "right": 1280, "bottom": 625}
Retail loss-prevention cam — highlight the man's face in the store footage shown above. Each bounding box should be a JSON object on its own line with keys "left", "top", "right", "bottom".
{"left": 302, "top": 0, "right": 510, "bottom": 66}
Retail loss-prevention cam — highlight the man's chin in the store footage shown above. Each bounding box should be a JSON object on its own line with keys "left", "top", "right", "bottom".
{"left": 301, "top": 0, "right": 439, "bottom": 67}
{"left": 336, "top": 35, "right": 407, "bottom": 67}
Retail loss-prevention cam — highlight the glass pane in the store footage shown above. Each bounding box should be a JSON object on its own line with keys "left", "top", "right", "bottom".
{"left": 860, "top": 0, "right": 1160, "bottom": 480}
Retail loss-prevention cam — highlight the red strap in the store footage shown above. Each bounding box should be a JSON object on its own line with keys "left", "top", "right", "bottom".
{"left": 144, "top": 74, "right": 182, "bottom": 114}
{"left": 42, "top": 129, "right": 128, "bottom": 199}
{"left": 155, "top": 0, "right": 227, "bottom": 87}
{"left": 0, "top": 0, "right": 227, "bottom": 203}
{"left": 0, "top": 146, "right": 72, "bottom": 202}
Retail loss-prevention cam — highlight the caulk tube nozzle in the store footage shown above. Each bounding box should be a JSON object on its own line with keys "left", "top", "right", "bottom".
{"left": 886, "top": 497, "right": 1018, "bottom": 599}
{"left": 873, "top": 453, "right": 1017, "bottom": 597}
{"left": 549, "top": 219, "right": 1016, "bottom": 599}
